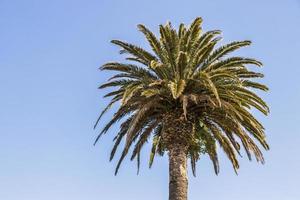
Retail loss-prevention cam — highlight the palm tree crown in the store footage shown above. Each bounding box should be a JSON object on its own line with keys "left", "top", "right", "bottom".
{"left": 94, "top": 17, "right": 269, "bottom": 176}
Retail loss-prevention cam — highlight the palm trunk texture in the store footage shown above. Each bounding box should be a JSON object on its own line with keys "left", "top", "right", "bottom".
{"left": 168, "top": 144, "right": 188, "bottom": 200}
{"left": 162, "top": 112, "right": 192, "bottom": 200}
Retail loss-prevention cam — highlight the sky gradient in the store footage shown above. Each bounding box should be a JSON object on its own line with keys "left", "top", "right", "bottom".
{"left": 1, "top": 0, "right": 300, "bottom": 199}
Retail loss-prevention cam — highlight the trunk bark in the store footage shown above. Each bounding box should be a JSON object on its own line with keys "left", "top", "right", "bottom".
{"left": 168, "top": 144, "right": 188, "bottom": 200}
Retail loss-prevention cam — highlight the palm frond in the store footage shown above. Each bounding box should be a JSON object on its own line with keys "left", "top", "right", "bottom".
{"left": 95, "top": 17, "right": 269, "bottom": 176}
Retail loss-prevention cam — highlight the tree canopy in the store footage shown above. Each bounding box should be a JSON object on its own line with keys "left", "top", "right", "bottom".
{"left": 94, "top": 17, "right": 269, "bottom": 176}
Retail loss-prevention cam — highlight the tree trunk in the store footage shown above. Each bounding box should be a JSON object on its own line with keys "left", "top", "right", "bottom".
{"left": 168, "top": 144, "right": 188, "bottom": 200}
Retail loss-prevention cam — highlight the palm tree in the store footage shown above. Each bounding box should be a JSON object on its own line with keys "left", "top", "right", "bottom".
{"left": 94, "top": 17, "right": 269, "bottom": 200}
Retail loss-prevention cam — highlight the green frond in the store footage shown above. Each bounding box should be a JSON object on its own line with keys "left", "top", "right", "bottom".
{"left": 114, "top": 148, "right": 130, "bottom": 175}
{"left": 110, "top": 116, "right": 133, "bottom": 161}
{"left": 168, "top": 79, "right": 186, "bottom": 99}
{"left": 199, "top": 72, "right": 221, "bottom": 106}
{"left": 101, "top": 62, "right": 157, "bottom": 80}
{"left": 178, "top": 23, "right": 186, "bottom": 38}
{"left": 124, "top": 102, "right": 156, "bottom": 147}
{"left": 205, "top": 40, "right": 252, "bottom": 66}
{"left": 94, "top": 95, "right": 121, "bottom": 129}
{"left": 103, "top": 89, "right": 124, "bottom": 98}
{"left": 159, "top": 24, "right": 177, "bottom": 70}
{"left": 236, "top": 70, "right": 264, "bottom": 78}
{"left": 115, "top": 114, "right": 158, "bottom": 175}
{"left": 205, "top": 57, "right": 263, "bottom": 72}
{"left": 149, "top": 135, "right": 161, "bottom": 168}
{"left": 121, "top": 84, "right": 143, "bottom": 105}
{"left": 176, "top": 51, "right": 188, "bottom": 78}
{"left": 190, "top": 153, "right": 197, "bottom": 177}
{"left": 188, "top": 17, "right": 203, "bottom": 39}
{"left": 111, "top": 40, "right": 156, "bottom": 65}
{"left": 141, "top": 88, "right": 160, "bottom": 98}
{"left": 186, "top": 17, "right": 203, "bottom": 52}
{"left": 196, "top": 120, "right": 220, "bottom": 174}
{"left": 189, "top": 30, "right": 222, "bottom": 58}
{"left": 189, "top": 37, "right": 222, "bottom": 77}
{"left": 131, "top": 120, "right": 160, "bottom": 161}
{"left": 205, "top": 121, "right": 239, "bottom": 173}
{"left": 241, "top": 80, "right": 269, "bottom": 91}
{"left": 232, "top": 86, "right": 269, "bottom": 113}
{"left": 150, "top": 60, "right": 163, "bottom": 69}
{"left": 137, "top": 24, "right": 167, "bottom": 63}
{"left": 94, "top": 104, "right": 135, "bottom": 145}
{"left": 98, "top": 79, "right": 136, "bottom": 89}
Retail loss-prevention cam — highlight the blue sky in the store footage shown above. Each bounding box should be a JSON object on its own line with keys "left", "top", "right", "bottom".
{"left": 1, "top": 0, "right": 300, "bottom": 199}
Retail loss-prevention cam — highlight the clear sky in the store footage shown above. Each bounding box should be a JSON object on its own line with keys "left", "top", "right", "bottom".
{"left": 1, "top": 0, "right": 300, "bottom": 199}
